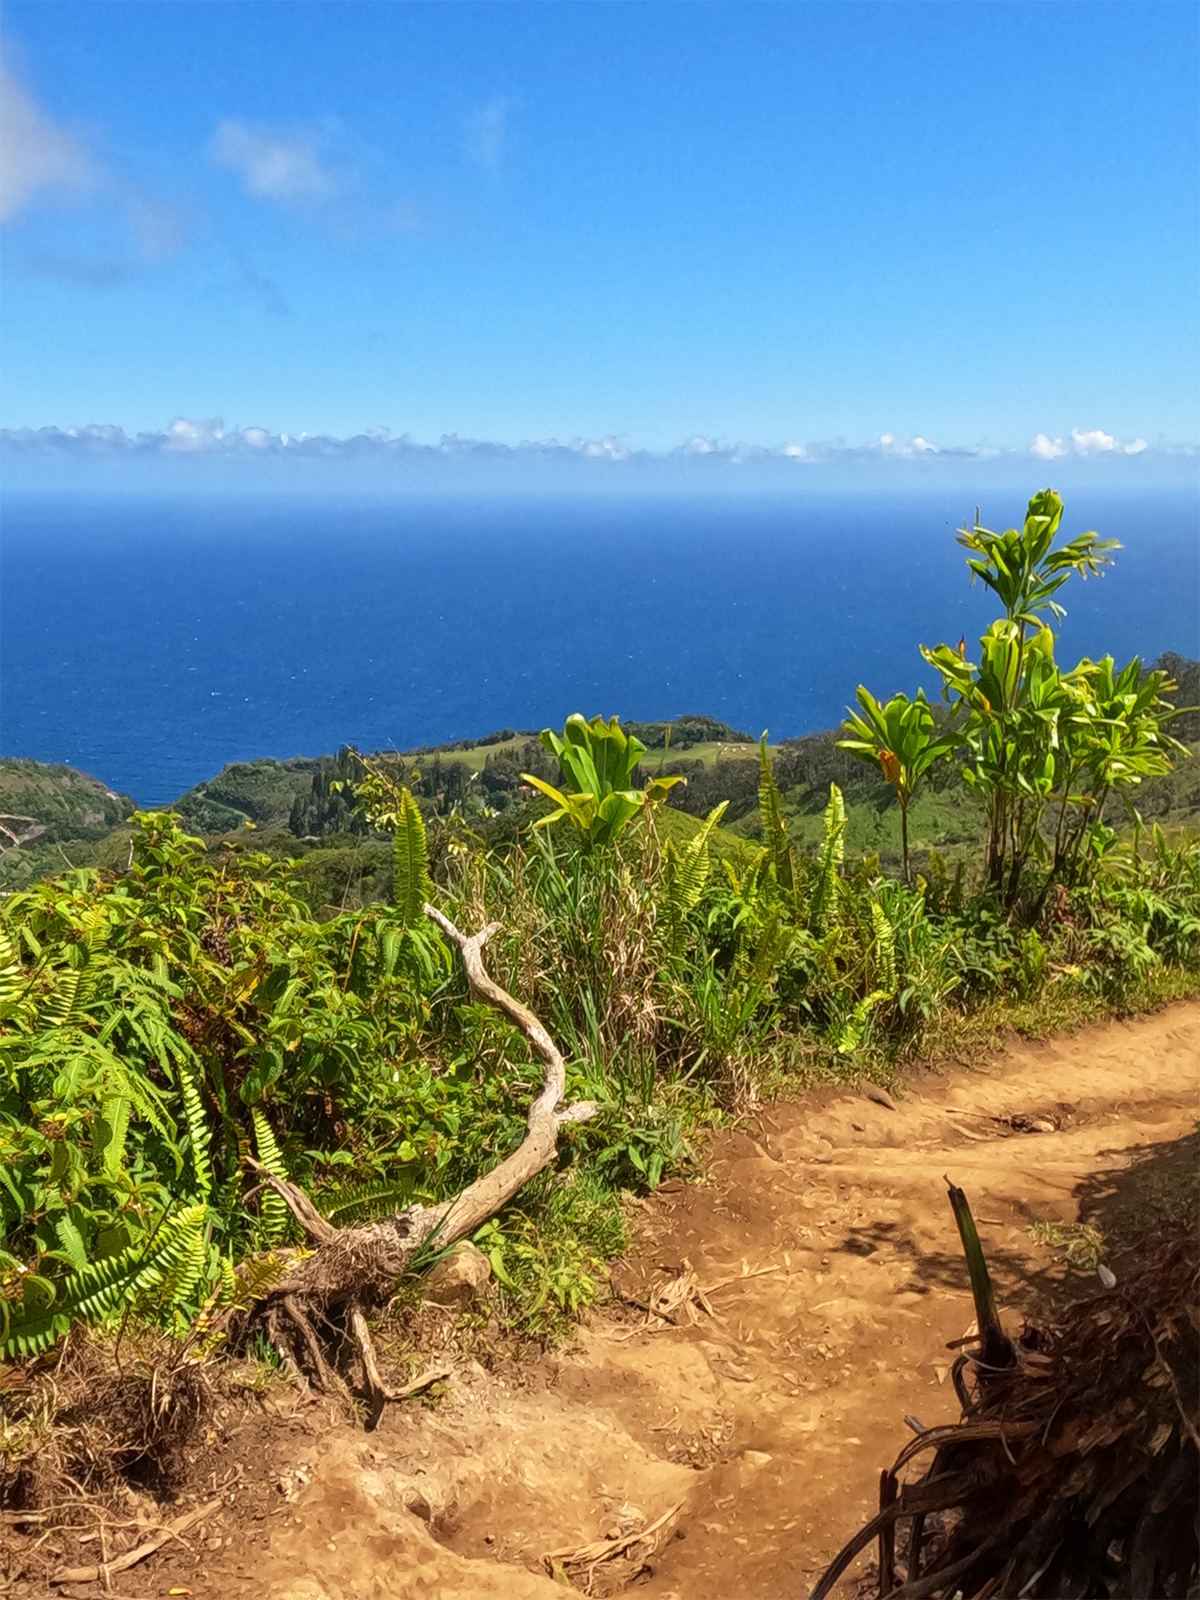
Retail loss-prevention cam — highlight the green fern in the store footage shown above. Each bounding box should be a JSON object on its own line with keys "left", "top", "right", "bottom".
{"left": 393, "top": 786, "right": 432, "bottom": 926}
{"left": 836, "top": 989, "right": 891, "bottom": 1054}
{"left": 38, "top": 967, "right": 83, "bottom": 1029}
{"left": 746, "top": 912, "right": 792, "bottom": 994}
{"left": 0, "top": 928, "right": 24, "bottom": 1017}
{"left": 155, "top": 1217, "right": 209, "bottom": 1315}
{"left": 1, "top": 1204, "right": 208, "bottom": 1358}
{"left": 98, "top": 1095, "right": 132, "bottom": 1183}
{"left": 251, "top": 1107, "right": 290, "bottom": 1245}
{"left": 871, "top": 901, "right": 897, "bottom": 994}
{"left": 809, "top": 784, "right": 846, "bottom": 937}
{"left": 319, "top": 1176, "right": 417, "bottom": 1229}
{"left": 54, "top": 1214, "right": 89, "bottom": 1273}
{"left": 177, "top": 1059, "right": 212, "bottom": 1199}
{"left": 757, "top": 735, "right": 795, "bottom": 894}
{"left": 226, "top": 1250, "right": 291, "bottom": 1312}
{"left": 662, "top": 801, "right": 728, "bottom": 954}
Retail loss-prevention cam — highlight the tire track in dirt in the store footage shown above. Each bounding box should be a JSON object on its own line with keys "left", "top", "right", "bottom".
{"left": 130, "top": 1003, "right": 1197, "bottom": 1600}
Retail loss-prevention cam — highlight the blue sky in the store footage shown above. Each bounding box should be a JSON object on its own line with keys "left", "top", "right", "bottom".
{"left": 1, "top": 0, "right": 1197, "bottom": 472}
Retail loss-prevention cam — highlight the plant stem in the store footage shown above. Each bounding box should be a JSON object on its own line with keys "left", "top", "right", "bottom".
{"left": 944, "top": 1177, "right": 1013, "bottom": 1372}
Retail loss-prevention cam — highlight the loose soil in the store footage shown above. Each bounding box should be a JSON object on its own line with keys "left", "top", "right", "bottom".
{"left": 19, "top": 1002, "right": 1198, "bottom": 1600}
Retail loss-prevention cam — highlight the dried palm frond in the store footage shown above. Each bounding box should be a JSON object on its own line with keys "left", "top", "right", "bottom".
{"left": 810, "top": 1225, "right": 1198, "bottom": 1600}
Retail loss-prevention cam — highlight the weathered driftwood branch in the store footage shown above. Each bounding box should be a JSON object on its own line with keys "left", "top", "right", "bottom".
{"left": 249, "top": 906, "right": 595, "bottom": 1426}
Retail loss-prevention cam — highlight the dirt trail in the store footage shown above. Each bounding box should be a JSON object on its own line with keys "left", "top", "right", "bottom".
{"left": 103, "top": 1004, "right": 1197, "bottom": 1600}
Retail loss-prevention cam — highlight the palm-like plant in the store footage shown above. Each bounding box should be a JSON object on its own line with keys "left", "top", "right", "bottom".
{"left": 522, "top": 714, "right": 682, "bottom": 848}
{"left": 837, "top": 688, "right": 959, "bottom": 882}
{"left": 921, "top": 489, "right": 1124, "bottom": 903}
{"left": 1050, "top": 656, "right": 1189, "bottom": 878}
{"left": 956, "top": 488, "right": 1119, "bottom": 633}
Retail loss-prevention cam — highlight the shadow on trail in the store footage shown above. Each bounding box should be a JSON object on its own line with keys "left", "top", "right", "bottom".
{"left": 1074, "top": 1128, "right": 1199, "bottom": 1268}
{"left": 833, "top": 1217, "right": 1055, "bottom": 1308}
{"left": 831, "top": 1127, "right": 1199, "bottom": 1323}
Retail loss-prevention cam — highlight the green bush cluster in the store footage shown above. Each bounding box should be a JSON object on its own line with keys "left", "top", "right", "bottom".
{"left": 1, "top": 490, "right": 1196, "bottom": 1359}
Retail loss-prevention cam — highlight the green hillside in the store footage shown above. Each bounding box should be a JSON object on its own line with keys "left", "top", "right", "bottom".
{"left": 3, "top": 663, "right": 1195, "bottom": 900}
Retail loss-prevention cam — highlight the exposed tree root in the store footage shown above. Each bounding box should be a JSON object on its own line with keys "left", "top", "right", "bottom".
{"left": 237, "top": 906, "right": 596, "bottom": 1426}
{"left": 810, "top": 1228, "right": 1199, "bottom": 1600}
{"left": 49, "top": 1496, "right": 220, "bottom": 1587}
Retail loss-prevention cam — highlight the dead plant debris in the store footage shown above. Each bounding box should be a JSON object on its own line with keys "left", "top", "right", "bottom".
{"left": 811, "top": 1226, "right": 1199, "bottom": 1599}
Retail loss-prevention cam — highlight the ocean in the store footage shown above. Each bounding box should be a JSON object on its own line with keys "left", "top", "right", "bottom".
{"left": 2, "top": 489, "right": 1197, "bottom": 806}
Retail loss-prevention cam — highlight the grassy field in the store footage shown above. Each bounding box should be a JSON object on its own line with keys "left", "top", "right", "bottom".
{"left": 423, "top": 736, "right": 778, "bottom": 773}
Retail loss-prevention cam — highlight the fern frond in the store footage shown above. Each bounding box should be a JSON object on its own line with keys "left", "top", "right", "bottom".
{"left": 836, "top": 989, "right": 891, "bottom": 1054}
{"left": 54, "top": 1215, "right": 89, "bottom": 1274}
{"left": 38, "top": 967, "right": 82, "bottom": 1030}
{"left": 251, "top": 1108, "right": 290, "bottom": 1245}
{"left": 810, "top": 784, "right": 847, "bottom": 937}
{"left": 223, "top": 1251, "right": 293, "bottom": 1314}
{"left": 0, "top": 928, "right": 24, "bottom": 1016}
{"left": 1, "top": 1204, "right": 208, "bottom": 1359}
{"left": 662, "top": 802, "right": 728, "bottom": 954}
{"left": 177, "top": 1059, "right": 212, "bottom": 1199}
{"left": 757, "top": 736, "right": 793, "bottom": 893}
{"left": 393, "top": 787, "right": 432, "bottom": 927}
{"left": 154, "top": 1217, "right": 208, "bottom": 1313}
{"left": 319, "top": 1176, "right": 416, "bottom": 1228}
{"left": 99, "top": 1096, "right": 132, "bottom": 1183}
{"left": 871, "top": 902, "right": 897, "bottom": 995}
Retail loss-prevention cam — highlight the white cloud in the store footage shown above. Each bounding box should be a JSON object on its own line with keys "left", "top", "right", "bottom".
{"left": 0, "top": 57, "right": 93, "bottom": 222}
{"left": 1031, "top": 433, "right": 1067, "bottom": 460}
{"left": 1124, "top": 438, "right": 1148, "bottom": 455}
{"left": 209, "top": 119, "right": 336, "bottom": 205}
{"left": 1071, "top": 427, "right": 1115, "bottom": 455}
{"left": 876, "top": 433, "right": 940, "bottom": 459}
{"left": 163, "top": 417, "right": 225, "bottom": 451}
{"left": 3, "top": 423, "right": 1187, "bottom": 488}
{"left": 465, "top": 96, "right": 515, "bottom": 170}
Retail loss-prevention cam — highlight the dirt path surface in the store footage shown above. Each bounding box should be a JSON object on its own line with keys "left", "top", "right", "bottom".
{"left": 60, "top": 1003, "right": 1197, "bottom": 1600}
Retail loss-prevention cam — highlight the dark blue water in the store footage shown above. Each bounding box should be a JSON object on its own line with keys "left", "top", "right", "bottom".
{"left": 3, "top": 490, "right": 1197, "bottom": 806}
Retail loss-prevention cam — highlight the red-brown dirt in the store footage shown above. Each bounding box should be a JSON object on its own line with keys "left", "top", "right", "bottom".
{"left": 24, "top": 1001, "right": 1199, "bottom": 1600}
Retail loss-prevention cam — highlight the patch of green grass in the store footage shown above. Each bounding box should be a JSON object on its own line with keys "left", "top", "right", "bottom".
{"left": 904, "top": 966, "right": 1200, "bottom": 1074}
{"left": 1027, "top": 1219, "right": 1106, "bottom": 1271}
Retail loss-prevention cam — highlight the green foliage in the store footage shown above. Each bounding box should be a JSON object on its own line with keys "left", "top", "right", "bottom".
{"left": 0, "top": 758, "right": 134, "bottom": 849}
{"left": 0, "top": 489, "right": 1195, "bottom": 1361}
{"left": 955, "top": 489, "right": 1119, "bottom": 630}
{"left": 838, "top": 688, "right": 959, "bottom": 880}
{"left": 523, "top": 714, "right": 684, "bottom": 848}
{"left": 391, "top": 789, "right": 433, "bottom": 926}
{"left": 809, "top": 785, "right": 846, "bottom": 937}
{"left": 832, "top": 487, "right": 1195, "bottom": 911}
{"left": 661, "top": 802, "right": 728, "bottom": 955}
{"left": 250, "top": 1108, "right": 290, "bottom": 1246}
{"left": 3, "top": 1203, "right": 207, "bottom": 1357}
{"left": 758, "top": 733, "right": 798, "bottom": 896}
{"left": 173, "top": 757, "right": 321, "bottom": 833}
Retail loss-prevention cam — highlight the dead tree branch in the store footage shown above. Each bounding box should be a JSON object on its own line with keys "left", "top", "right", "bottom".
{"left": 246, "top": 906, "right": 595, "bottom": 1426}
